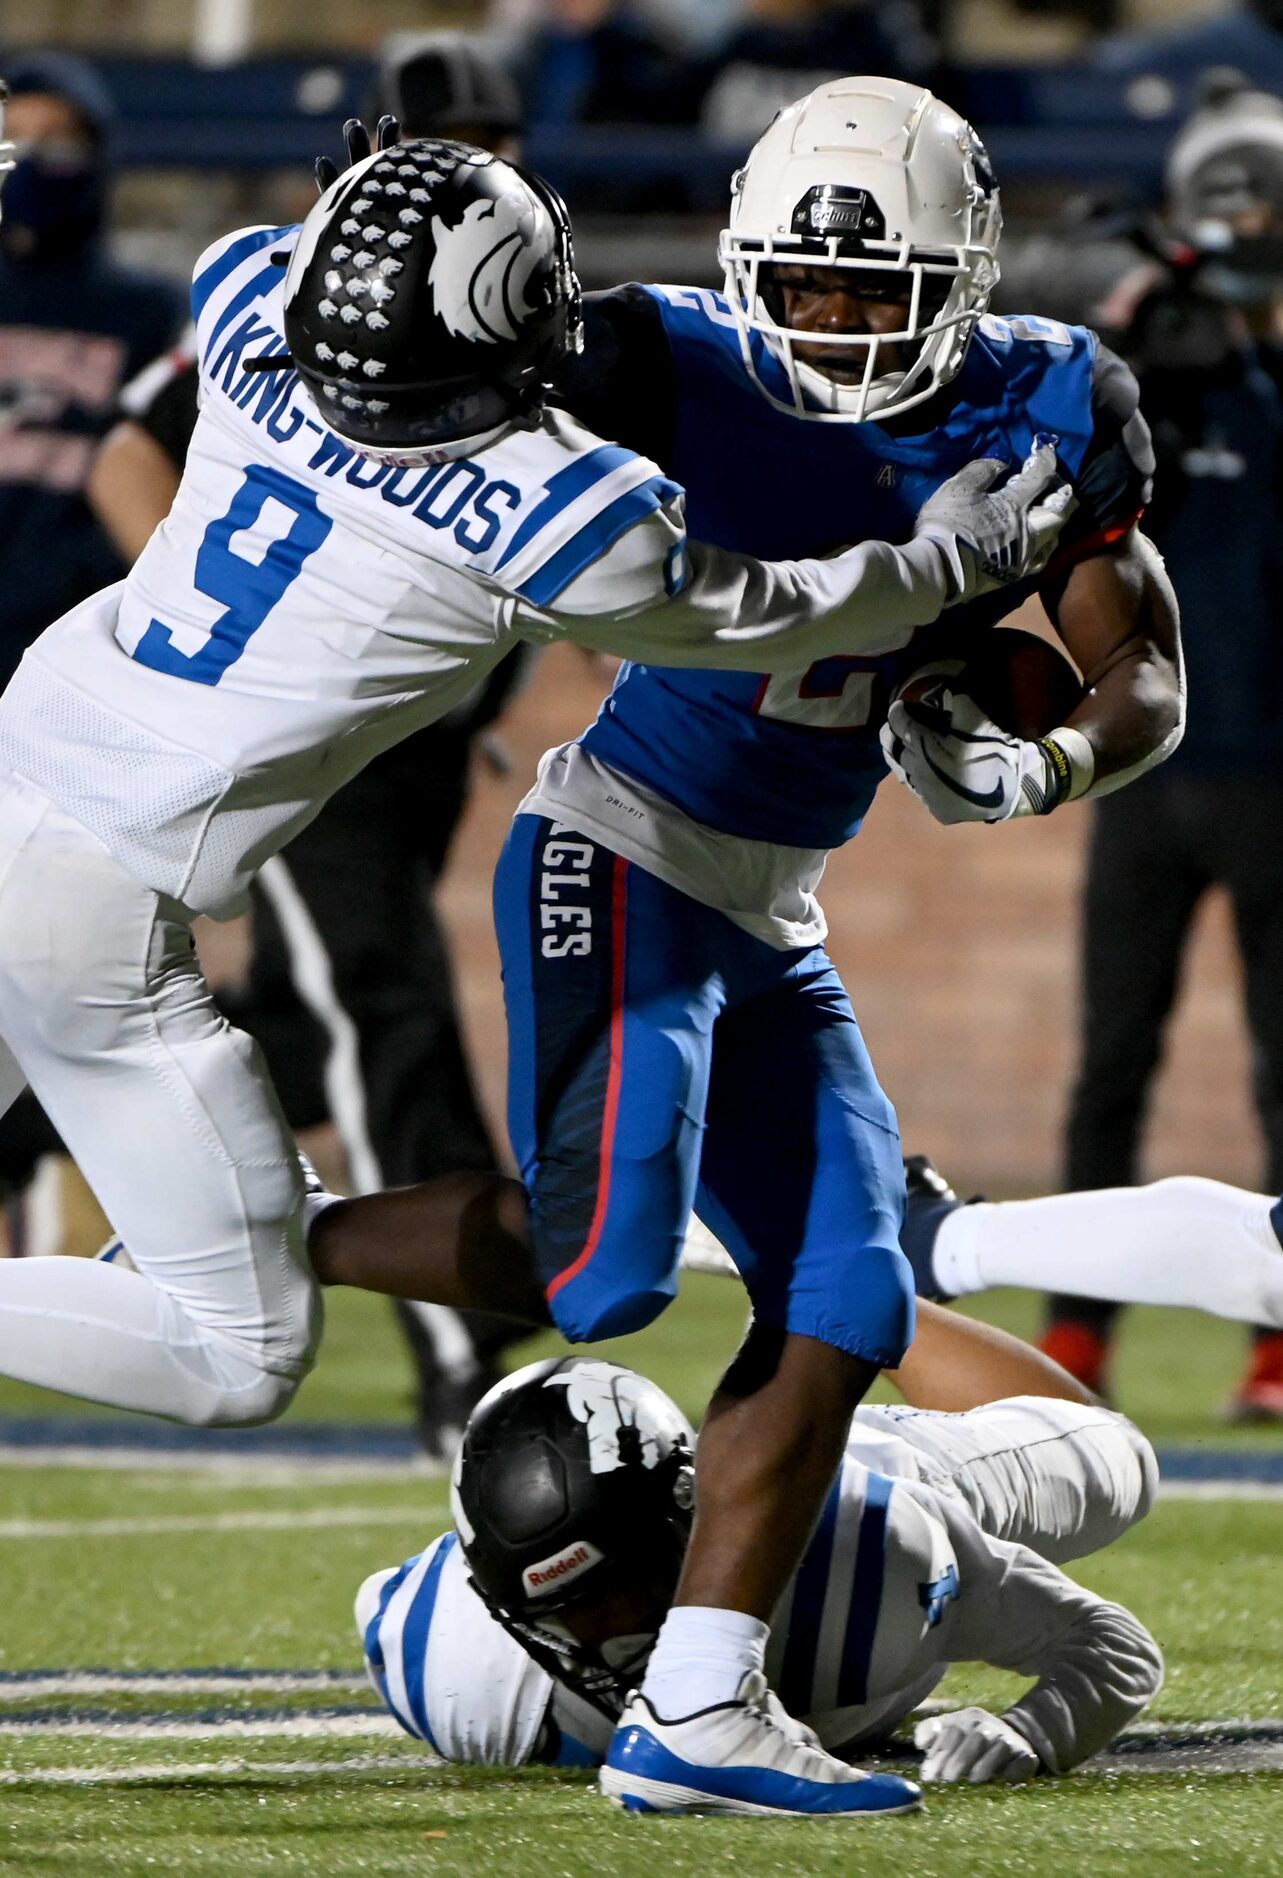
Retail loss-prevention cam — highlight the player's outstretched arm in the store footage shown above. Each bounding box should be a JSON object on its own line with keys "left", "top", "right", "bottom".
{"left": 515, "top": 443, "right": 1070, "bottom": 672}
{"left": 913, "top": 1515, "right": 1164, "bottom": 1781}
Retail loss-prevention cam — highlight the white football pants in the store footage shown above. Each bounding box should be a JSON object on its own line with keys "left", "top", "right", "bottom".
{"left": 849, "top": 1393, "right": 1158, "bottom": 1565}
{"left": 0, "top": 774, "right": 321, "bottom": 1425}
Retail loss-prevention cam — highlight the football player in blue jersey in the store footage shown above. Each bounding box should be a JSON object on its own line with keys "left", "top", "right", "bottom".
{"left": 355, "top": 1304, "right": 1163, "bottom": 1792}
{"left": 455, "top": 77, "right": 1181, "bottom": 1816}
{"left": 313, "top": 78, "right": 1182, "bottom": 1818}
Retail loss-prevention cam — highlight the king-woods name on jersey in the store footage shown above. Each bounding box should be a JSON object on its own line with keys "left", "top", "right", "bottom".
{"left": 0, "top": 225, "right": 684, "bottom": 919}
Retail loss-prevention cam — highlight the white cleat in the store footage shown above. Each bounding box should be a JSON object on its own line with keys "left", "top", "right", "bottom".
{"left": 600, "top": 1671, "right": 922, "bottom": 1818}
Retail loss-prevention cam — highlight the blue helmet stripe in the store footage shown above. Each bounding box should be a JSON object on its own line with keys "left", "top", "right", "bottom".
{"left": 777, "top": 1478, "right": 840, "bottom": 1716}
{"left": 495, "top": 442, "right": 638, "bottom": 572}
{"left": 399, "top": 1532, "right": 458, "bottom": 1751}
{"left": 516, "top": 474, "right": 682, "bottom": 609}
{"left": 836, "top": 1472, "right": 893, "bottom": 1708}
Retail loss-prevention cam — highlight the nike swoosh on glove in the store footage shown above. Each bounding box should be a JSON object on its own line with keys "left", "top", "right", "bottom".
{"left": 913, "top": 1707, "right": 1042, "bottom": 1785}
{"left": 881, "top": 676, "right": 1069, "bottom": 824}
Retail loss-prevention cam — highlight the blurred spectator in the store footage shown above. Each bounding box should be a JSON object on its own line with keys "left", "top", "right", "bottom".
{"left": 0, "top": 53, "right": 183, "bottom": 690}
{"left": 1046, "top": 83, "right": 1283, "bottom": 1421}
{"left": 378, "top": 30, "right": 523, "bottom": 156}
{"left": 701, "top": 0, "right": 938, "bottom": 142}
{"left": 519, "top": 0, "right": 704, "bottom": 128}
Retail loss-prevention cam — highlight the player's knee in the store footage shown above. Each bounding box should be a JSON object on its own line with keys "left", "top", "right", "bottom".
{"left": 1117, "top": 1414, "right": 1160, "bottom": 1524}
{"left": 183, "top": 1358, "right": 304, "bottom": 1429}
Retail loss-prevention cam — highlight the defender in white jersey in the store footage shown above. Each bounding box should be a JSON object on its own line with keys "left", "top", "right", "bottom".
{"left": 0, "top": 131, "right": 1068, "bottom": 1433}
{"left": 357, "top": 1304, "right": 1163, "bottom": 1789}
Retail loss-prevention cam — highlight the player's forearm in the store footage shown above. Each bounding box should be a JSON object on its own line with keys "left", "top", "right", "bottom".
{"left": 1045, "top": 534, "right": 1184, "bottom": 799}
{"left": 1002, "top": 1601, "right": 1165, "bottom": 1773}
{"left": 562, "top": 533, "right": 957, "bottom": 670}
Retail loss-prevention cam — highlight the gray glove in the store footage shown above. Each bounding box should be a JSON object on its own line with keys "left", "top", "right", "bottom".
{"left": 914, "top": 441, "right": 1075, "bottom": 601}
{"left": 913, "top": 1707, "right": 1042, "bottom": 1784}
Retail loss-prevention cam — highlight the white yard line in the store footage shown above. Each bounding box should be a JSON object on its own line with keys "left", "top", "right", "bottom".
{"left": 0, "top": 1719, "right": 1281, "bottom": 1785}
{"left": 0, "top": 1506, "right": 428, "bottom": 1540}
{"left": 0, "top": 1753, "right": 424, "bottom": 1786}
{"left": 0, "top": 1445, "right": 435, "bottom": 1481}
{"left": 1156, "top": 1480, "right": 1283, "bottom": 1501}
{"left": 0, "top": 1715, "right": 402, "bottom": 1740}
{"left": 0, "top": 1672, "right": 368, "bottom": 1701}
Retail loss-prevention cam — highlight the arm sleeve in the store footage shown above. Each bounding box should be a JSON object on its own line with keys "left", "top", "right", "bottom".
{"left": 934, "top": 1500, "right": 1165, "bottom": 1774}
{"left": 514, "top": 500, "right": 963, "bottom": 671}
{"left": 551, "top": 286, "right": 679, "bottom": 470}
{"left": 1052, "top": 340, "right": 1155, "bottom": 567}
{"left": 122, "top": 357, "right": 201, "bottom": 473}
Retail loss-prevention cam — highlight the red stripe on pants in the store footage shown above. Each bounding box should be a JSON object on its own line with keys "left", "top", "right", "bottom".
{"left": 546, "top": 853, "right": 629, "bottom": 1304}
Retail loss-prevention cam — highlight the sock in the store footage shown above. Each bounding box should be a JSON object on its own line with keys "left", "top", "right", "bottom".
{"left": 936, "top": 1179, "right": 1283, "bottom": 1327}
{"left": 638, "top": 1605, "right": 769, "bottom": 1720}
{"left": 931, "top": 1202, "right": 987, "bottom": 1297}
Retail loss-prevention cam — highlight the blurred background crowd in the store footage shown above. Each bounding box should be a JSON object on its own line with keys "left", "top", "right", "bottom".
{"left": 2, "top": 0, "right": 1282, "bottom": 1430}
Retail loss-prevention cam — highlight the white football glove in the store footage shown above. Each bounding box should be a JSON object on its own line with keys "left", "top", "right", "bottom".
{"left": 914, "top": 440, "right": 1075, "bottom": 602}
{"left": 881, "top": 668, "right": 1078, "bottom": 824}
{"left": 913, "top": 1707, "right": 1042, "bottom": 1785}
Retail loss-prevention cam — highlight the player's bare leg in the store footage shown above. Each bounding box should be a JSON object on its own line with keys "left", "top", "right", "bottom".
{"left": 666, "top": 1326, "right": 876, "bottom": 1618}
{"left": 308, "top": 1173, "right": 550, "bottom": 1325}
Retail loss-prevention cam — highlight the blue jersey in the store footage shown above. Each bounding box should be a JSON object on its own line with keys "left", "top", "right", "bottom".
{"left": 561, "top": 285, "right": 1150, "bottom": 851}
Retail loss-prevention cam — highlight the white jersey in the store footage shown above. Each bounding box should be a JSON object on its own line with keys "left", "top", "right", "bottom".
{"left": 0, "top": 222, "right": 961, "bottom": 919}
{"left": 356, "top": 1395, "right": 1163, "bottom": 1772}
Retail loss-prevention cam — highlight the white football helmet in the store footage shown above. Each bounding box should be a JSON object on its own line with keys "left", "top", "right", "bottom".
{"left": 719, "top": 77, "right": 1002, "bottom": 424}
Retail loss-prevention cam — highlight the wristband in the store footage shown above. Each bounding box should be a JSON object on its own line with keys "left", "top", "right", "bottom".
{"left": 1036, "top": 725, "right": 1095, "bottom": 812}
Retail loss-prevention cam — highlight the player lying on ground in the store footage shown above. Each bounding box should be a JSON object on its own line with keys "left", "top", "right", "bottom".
{"left": 896, "top": 1158, "right": 1283, "bottom": 1329}
{"left": 316, "top": 78, "right": 1181, "bottom": 1820}
{"left": 356, "top": 1300, "right": 1163, "bottom": 1802}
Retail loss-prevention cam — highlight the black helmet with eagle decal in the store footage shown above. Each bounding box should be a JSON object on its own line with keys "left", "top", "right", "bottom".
{"left": 451, "top": 1356, "right": 696, "bottom": 1720}
{"left": 282, "top": 135, "right": 581, "bottom": 464}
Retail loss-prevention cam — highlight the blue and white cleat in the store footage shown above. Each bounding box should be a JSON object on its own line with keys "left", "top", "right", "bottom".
{"left": 600, "top": 1672, "right": 922, "bottom": 1818}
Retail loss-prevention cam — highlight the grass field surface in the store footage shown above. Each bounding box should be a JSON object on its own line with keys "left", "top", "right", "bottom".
{"left": 0, "top": 1275, "right": 1279, "bottom": 1874}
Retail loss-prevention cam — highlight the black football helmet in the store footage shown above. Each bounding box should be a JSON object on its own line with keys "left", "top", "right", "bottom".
{"left": 282, "top": 134, "right": 582, "bottom": 463}
{"left": 451, "top": 1356, "right": 696, "bottom": 1720}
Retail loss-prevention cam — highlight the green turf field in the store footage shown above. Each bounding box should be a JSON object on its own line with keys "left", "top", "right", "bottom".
{"left": 0, "top": 1277, "right": 1279, "bottom": 1875}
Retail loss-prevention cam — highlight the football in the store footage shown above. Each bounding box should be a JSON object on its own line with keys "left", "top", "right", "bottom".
{"left": 899, "top": 626, "right": 1085, "bottom": 739}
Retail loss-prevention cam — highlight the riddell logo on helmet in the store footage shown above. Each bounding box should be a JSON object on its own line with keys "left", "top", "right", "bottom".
{"left": 522, "top": 1539, "right": 604, "bottom": 1597}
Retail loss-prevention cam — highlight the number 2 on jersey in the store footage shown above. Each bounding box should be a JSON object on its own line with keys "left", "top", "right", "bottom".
{"left": 755, "top": 655, "right": 890, "bottom": 731}
{"left": 132, "top": 464, "right": 332, "bottom": 686}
